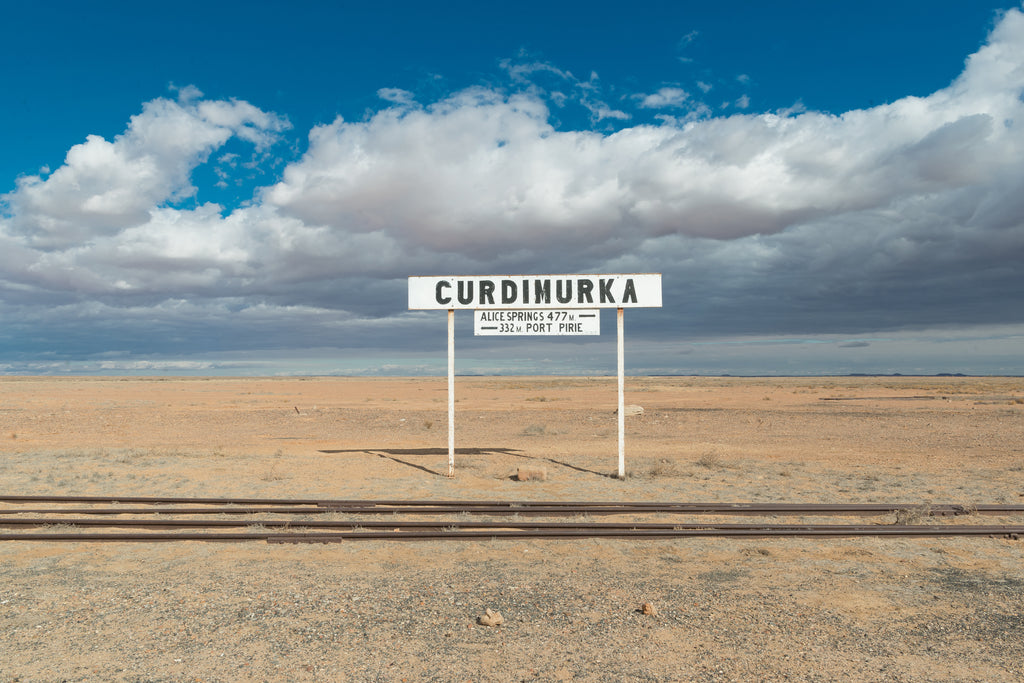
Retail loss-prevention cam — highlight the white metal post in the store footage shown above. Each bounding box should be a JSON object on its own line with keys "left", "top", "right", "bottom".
{"left": 447, "top": 309, "right": 455, "bottom": 477}
{"left": 617, "top": 307, "right": 625, "bottom": 479}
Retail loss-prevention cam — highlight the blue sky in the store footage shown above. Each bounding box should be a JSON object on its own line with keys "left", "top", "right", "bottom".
{"left": 2, "top": 1, "right": 1023, "bottom": 376}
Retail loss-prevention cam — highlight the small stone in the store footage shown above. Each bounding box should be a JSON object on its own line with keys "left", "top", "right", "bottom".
{"left": 516, "top": 466, "right": 547, "bottom": 482}
{"left": 618, "top": 405, "right": 644, "bottom": 416}
{"left": 640, "top": 602, "right": 658, "bottom": 616}
{"left": 478, "top": 608, "right": 504, "bottom": 627}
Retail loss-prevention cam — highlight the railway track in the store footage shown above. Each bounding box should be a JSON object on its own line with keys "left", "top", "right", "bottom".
{"left": 0, "top": 496, "right": 1021, "bottom": 542}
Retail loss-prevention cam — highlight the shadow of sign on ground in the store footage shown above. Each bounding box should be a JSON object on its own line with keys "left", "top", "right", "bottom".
{"left": 318, "top": 447, "right": 614, "bottom": 478}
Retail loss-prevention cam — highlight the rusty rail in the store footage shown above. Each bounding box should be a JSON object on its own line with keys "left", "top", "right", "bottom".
{"left": 0, "top": 525, "right": 1020, "bottom": 543}
{"left": 1, "top": 496, "right": 1021, "bottom": 517}
{"left": 0, "top": 495, "right": 1021, "bottom": 543}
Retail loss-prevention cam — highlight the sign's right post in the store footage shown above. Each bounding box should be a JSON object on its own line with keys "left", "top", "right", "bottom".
{"left": 617, "top": 307, "right": 626, "bottom": 479}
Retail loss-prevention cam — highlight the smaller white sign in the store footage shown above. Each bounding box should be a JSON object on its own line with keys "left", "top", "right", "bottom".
{"left": 474, "top": 309, "right": 600, "bottom": 336}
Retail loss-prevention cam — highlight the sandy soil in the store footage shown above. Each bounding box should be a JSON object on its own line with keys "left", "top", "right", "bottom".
{"left": 1, "top": 375, "right": 1022, "bottom": 681}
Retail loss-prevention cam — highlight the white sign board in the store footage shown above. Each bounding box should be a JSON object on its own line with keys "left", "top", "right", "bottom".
{"left": 474, "top": 309, "right": 600, "bottom": 336}
{"left": 409, "top": 273, "right": 662, "bottom": 310}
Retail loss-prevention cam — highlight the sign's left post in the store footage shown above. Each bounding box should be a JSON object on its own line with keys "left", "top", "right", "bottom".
{"left": 447, "top": 309, "right": 455, "bottom": 477}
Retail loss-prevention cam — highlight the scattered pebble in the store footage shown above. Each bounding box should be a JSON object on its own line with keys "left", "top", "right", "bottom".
{"left": 477, "top": 608, "right": 504, "bottom": 627}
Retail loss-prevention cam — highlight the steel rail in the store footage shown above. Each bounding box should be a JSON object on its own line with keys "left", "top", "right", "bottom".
{"left": 2, "top": 518, "right": 1022, "bottom": 533}
{"left": 0, "top": 505, "right": 999, "bottom": 517}
{"left": 0, "top": 524, "right": 1021, "bottom": 543}
{"left": 268, "top": 525, "right": 1024, "bottom": 542}
{"left": 3, "top": 494, "right": 1021, "bottom": 513}
{"left": 1, "top": 505, "right": 934, "bottom": 517}
{"left": 1, "top": 495, "right": 719, "bottom": 506}
{"left": 0, "top": 506, "right": 346, "bottom": 516}
{"left": 1, "top": 498, "right": 1021, "bottom": 516}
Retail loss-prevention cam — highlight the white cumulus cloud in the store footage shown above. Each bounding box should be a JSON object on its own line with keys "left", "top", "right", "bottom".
{"left": 3, "top": 94, "right": 289, "bottom": 249}
{"left": 638, "top": 87, "right": 690, "bottom": 108}
{"left": 263, "top": 9, "right": 1024, "bottom": 253}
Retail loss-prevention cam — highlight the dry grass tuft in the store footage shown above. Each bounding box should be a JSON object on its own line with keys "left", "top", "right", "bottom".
{"left": 695, "top": 450, "right": 724, "bottom": 469}
{"left": 453, "top": 455, "right": 484, "bottom": 470}
{"left": 626, "top": 458, "right": 684, "bottom": 479}
{"left": 519, "top": 423, "right": 548, "bottom": 436}
{"left": 895, "top": 504, "right": 932, "bottom": 525}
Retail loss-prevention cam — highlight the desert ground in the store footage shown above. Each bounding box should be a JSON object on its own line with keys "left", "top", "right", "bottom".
{"left": 0, "top": 375, "right": 1022, "bottom": 682}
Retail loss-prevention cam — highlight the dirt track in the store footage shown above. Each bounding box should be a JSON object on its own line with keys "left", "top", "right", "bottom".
{"left": 1, "top": 376, "right": 1022, "bottom": 681}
